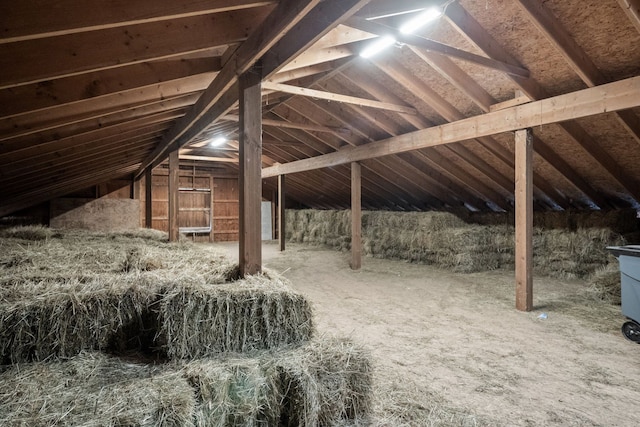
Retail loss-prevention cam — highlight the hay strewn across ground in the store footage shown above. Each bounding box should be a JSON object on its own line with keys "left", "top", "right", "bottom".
{"left": 287, "top": 209, "right": 629, "bottom": 281}
{"left": 0, "top": 338, "right": 371, "bottom": 427}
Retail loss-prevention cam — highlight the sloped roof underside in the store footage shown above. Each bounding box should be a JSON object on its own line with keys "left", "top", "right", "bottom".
{"left": 1, "top": 0, "right": 640, "bottom": 215}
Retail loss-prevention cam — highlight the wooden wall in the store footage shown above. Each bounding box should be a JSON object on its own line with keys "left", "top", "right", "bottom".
{"left": 149, "top": 169, "right": 239, "bottom": 242}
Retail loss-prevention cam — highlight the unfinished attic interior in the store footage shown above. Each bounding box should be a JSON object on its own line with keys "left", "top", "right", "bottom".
{"left": 2, "top": 0, "right": 640, "bottom": 425}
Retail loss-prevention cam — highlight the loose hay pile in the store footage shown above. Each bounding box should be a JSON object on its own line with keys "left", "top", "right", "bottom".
{"left": 287, "top": 209, "right": 631, "bottom": 280}
{"left": 0, "top": 226, "right": 371, "bottom": 425}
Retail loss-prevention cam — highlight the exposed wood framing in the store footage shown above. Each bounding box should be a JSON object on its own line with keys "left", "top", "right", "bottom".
{"left": 263, "top": 75, "right": 640, "bottom": 177}
{"left": 346, "top": 17, "right": 530, "bottom": 77}
{"left": 618, "top": 0, "right": 640, "bottom": 33}
{"left": 222, "top": 114, "right": 350, "bottom": 135}
{"left": 445, "top": 2, "right": 640, "bottom": 203}
{"left": 145, "top": 168, "right": 152, "bottom": 228}
{"left": 168, "top": 150, "right": 179, "bottom": 242}
{"left": 0, "top": 8, "right": 272, "bottom": 89}
{"left": 350, "top": 161, "right": 362, "bottom": 270}
{"left": 238, "top": 69, "right": 263, "bottom": 276}
{"left": 1, "top": 0, "right": 276, "bottom": 43}
{"left": 515, "top": 129, "right": 533, "bottom": 312}
{"left": 278, "top": 174, "right": 286, "bottom": 251}
{"left": 515, "top": 0, "right": 640, "bottom": 146}
{"left": 137, "top": 0, "right": 370, "bottom": 176}
{"left": 262, "top": 81, "right": 418, "bottom": 114}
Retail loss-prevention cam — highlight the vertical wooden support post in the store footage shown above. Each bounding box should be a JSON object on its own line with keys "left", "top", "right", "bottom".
{"left": 144, "top": 168, "right": 153, "bottom": 229}
{"left": 515, "top": 129, "right": 533, "bottom": 311}
{"left": 351, "top": 162, "right": 362, "bottom": 270}
{"left": 168, "top": 150, "right": 180, "bottom": 242}
{"left": 239, "top": 67, "right": 262, "bottom": 276}
{"left": 209, "top": 176, "right": 215, "bottom": 243}
{"left": 278, "top": 174, "right": 286, "bottom": 251}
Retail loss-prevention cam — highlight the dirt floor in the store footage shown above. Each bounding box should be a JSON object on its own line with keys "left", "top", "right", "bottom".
{"left": 214, "top": 241, "right": 640, "bottom": 426}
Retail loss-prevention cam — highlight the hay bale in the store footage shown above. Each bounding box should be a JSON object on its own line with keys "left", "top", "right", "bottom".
{"left": 183, "top": 358, "right": 279, "bottom": 426}
{"left": 0, "top": 278, "right": 159, "bottom": 363}
{"left": 533, "top": 228, "right": 624, "bottom": 279}
{"left": 159, "top": 274, "right": 314, "bottom": 359}
{"left": 274, "top": 337, "right": 372, "bottom": 426}
{"left": 0, "top": 225, "right": 55, "bottom": 241}
{"left": 0, "top": 339, "right": 372, "bottom": 426}
{"left": 183, "top": 337, "right": 371, "bottom": 427}
{"left": 0, "top": 352, "right": 196, "bottom": 426}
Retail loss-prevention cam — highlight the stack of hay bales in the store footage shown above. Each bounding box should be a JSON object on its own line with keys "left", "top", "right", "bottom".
{"left": 0, "top": 226, "right": 372, "bottom": 425}
{"left": 286, "top": 209, "right": 630, "bottom": 279}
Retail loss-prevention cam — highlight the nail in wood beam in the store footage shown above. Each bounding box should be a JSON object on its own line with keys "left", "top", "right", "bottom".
{"left": 351, "top": 161, "right": 362, "bottom": 270}
{"left": 168, "top": 152, "right": 180, "bottom": 242}
{"left": 278, "top": 174, "right": 286, "bottom": 251}
{"left": 239, "top": 68, "right": 263, "bottom": 276}
{"left": 515, "top": 129, "right": 533, "bottom": 311}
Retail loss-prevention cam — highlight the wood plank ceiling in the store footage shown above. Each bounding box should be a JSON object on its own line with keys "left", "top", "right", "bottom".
{"left": 1, "top": 0, "right": 640, "bottom": 216}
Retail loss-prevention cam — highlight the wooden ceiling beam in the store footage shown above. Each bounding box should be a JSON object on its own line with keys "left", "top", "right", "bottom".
{"left": 139, "top": 0, "right": 370, "bottom": 175}
{"left": 515, "top": 0, "right": 640, "bottom": 146}
{"left": 356, "top": 0, "right": 430, "bottom": 20}
{"left": 0, "top": 8, "right": 272, "bottom": 89}
{"left": 263, "top": 117, "right": 416, "bottom": 208}
{"left": 1, "top": 0, "right": 275, "bottom": 43}
{"left": 262, "top": 75, "right": 640, "bottom": 177}
{"left": 261, "top": 141, "right": 363, "bottom": 208}
{"left": 0, "top": 58, "right": 219, "bottom": 119}
{"left": 262, "top": 81, "right": 417, "bottom": 114}
{"left": 2, "top": 143, "right": 156, "bottom": 195}
{"left": 282, "top": 97, "right": 458, "bottom": 209}
{"left": 346, "top": 17, "right": 530, "bottom": 77}
{"left": 1, "top": 135, "right": 162, "bottom": 188}
{"left": 3, "top": 153, "right": 144, "bottom": 194}
{"left": 444, "top": 2, "right": 640, "bottom": 203}
{"left": 1, "top": 94, "right": 199, "bottom": 144}
{"left": 301, "top": 80, "right": 485, "bottom": 208}
{"left": 337, "top": 70, "right": 517, "bottom": 199}
{"left": 221, "top": 114, "right": 350, "bottom": 135}
{"left": 0, "top": 163, "right": 140, "bottom": 218}
{"left": 366, "top": 57, "right": 515, "bottom": 208}
{"left": 404, "top": 48, "right": 571, "bottom": 209}
{"left": 618, "top": 0, "right": 640, "bottom": 33}
{"left": 0, "top": 112, "right": 177, "bottom": 163}
{"left": 278, "top": 45, "right": 356, "bottom": 73}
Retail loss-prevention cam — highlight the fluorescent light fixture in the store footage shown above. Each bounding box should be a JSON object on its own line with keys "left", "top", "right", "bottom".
{"left": 209, "top": 137, "right": 227, "bottom": 147}
{"left": 360, "top": 35, "right": 396, "bottom": 58}
{"left": 399, "top": 6, "right": 443, "bottom": 34}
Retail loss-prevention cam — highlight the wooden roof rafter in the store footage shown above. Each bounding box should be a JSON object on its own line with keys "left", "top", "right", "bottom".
{"left": 345, "top": 16, "right": 530, "bottom": 77}
{"left": 514, "top": 0, "right": 640, "bottom": 146}
{"left": 287, "top": 82, "right": 500, "bottom": 210}
{"left": 262, "top": 75, "right": 640, "bottom": 177}
{"left": 617, "top": 0, "right": 640, "bottom": 33}
{"left": 444, "top": 2, "right": 640, "bottom": 205}
{"left": 137, "top": 0, "right": 373, "bottom": 176}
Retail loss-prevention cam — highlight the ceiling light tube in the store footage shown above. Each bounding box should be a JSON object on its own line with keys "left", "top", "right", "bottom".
{"left": 360, "top": 35, "right": 396, "bottom": 59}
{"left": 399, "top": 6, "right": 443, "bottom": 34}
